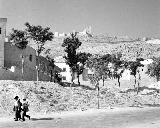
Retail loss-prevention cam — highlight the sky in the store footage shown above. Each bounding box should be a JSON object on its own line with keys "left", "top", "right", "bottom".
{"left": 0, "top": 0, "right": 159, "bottom": 38}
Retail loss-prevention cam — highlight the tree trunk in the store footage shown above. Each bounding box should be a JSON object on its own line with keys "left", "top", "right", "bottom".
{"left": 21, "top": 55, "right": 24, "bottom": 80}
{"left": 36, "top": 55, "right": 40, "bottom": 81}
{"left": 102, "top": 76, "right": 105, "bottom": 86}
{"left": 97, "top": 83, "right": 100, "bottom": 109}
{"left": 70, "top": 71, "right": 74, "bottom": 88}
{"left": 37, "top": 69, "right": 39, "bottom": 81}
{"left": 137, "top": 73, "right": 141, "bottom": 94}
{"left": 118, "top": 76, "right": 120, "bottom": 87}
{"left": 156, "top": 75, "right": 159, "bottom": 82}
{"left": 134, "top": 75, "right": 136, "bottom": 88}
{"left": 137, "top": 82, "right": 140, "bottom": 94}
{"left": 50, "top": 70, "right": 53, "bottom": 82}
{"left": 97, "top": 85, "right": 100, "bottom": 109}
{"left": 77, "top": 73, "right": 80, "bottom": 86}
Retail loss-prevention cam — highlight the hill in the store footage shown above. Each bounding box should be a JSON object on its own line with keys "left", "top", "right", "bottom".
{"left": 34, "top": 34, "right": 160, "bottom": 61}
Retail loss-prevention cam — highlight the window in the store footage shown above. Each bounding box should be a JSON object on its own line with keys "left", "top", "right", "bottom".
{"left": 29, "top": 55, "right": 32, "bottom": 62}
{"left": 0, "top": 28, "right": 1, "bottom": 34}
{"left": 62, "top": 68, "right": 66, "bottom": 72}
{"left": 62, "top": 76, "right": 66, "bottom": 80}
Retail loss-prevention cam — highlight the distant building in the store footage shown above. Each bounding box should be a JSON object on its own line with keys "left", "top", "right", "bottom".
{"left": 54, "top": 32, "right": 59, "bottom": 37}
{"left": 59, "top": 33, "right": 65, "bottom": 37}
{"left": 54, "top": 56, "right": 91, "bottom": 83}
{"left": 146, "top": 39, "right": 160, "bottom": 44}
{"left": 54, "top": 56, "right": 72, "bottom": 82}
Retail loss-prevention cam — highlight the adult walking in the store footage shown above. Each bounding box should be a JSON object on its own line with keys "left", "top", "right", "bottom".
{"left": 13, "top": 96, "right": 22, "bottom": 121}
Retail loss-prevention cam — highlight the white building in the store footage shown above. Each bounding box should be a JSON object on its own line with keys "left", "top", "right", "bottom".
{"left": 54, "top": 56, "right": 72, "bottom": 82}
{"left": 54, "top": 32, "right": 59, "bottom": 37}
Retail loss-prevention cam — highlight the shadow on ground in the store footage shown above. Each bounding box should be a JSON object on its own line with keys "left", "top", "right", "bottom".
{"left": 60, "top": 82, "right": 95, "bottom": 90}
{"left": 31, "top": 117, "right": 54, "bottom": 121}
{"left": 144, "top": 104, "right": 160, "bottom": 107}
{"left": 120, "top": 86, "right": 160, "bottom": 95}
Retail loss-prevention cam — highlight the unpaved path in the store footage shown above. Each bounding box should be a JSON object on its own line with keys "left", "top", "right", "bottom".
{"left": 1, "top": 107, "right": 160, "bottom": 128}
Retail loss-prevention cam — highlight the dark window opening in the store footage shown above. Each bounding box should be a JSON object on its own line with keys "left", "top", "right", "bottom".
{"left": 62, "top": 68, "right": 66, "bottom": 72}
{"left": 62, "top": 76, "right": 66, "bottom": 80}
{"left": 29, "top": 55, "right": 32, "bottom": 62}
{"left": 0, "top": 28, "right": 1, "bottom": 34}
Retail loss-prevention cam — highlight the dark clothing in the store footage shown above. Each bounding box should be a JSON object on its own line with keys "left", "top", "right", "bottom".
{"left": 13, "top": 100, "right": 22, "bottom": 121}
{"left": 15, "top": 110, "right": 21, "bottom": 121}
{"left": 21, "top": 101, "right": 30, "bottom": 121}
{"left": 21, "top": 111, "right": 30, "bottom": 121}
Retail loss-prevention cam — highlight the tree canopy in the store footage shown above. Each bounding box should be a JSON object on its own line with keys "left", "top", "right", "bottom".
{"left": 9, "top": 29, "right": 28, "bottom": 49}
{"left": 25, "top": 22, "right": 53, "bottom": 56}
{"left": 146, "top": 57, "right": 160, "bottom": 81}
{"left": 25, "top": 22, "right": 54, "bottom": 81}
{"left": 62, "top": 33, "right": 82, "bottom": 84}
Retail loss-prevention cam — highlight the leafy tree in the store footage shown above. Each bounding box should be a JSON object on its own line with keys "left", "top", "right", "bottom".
{"left": 9, "top": 29, "right": 28, "bottom": 49}
{"left": 146, "top": 57, "right": 160, "bottom": 81}
{"left": 86, "top": 54, "right": 113, "bottom": 109}
{"left": 110, "top": 53, "right": 125, "bottom": 87}
{"left": 46, "top": 55, "right": 55, "bottom": 82}
{"left": 87, "top": 54, "right": 113, "bottom": 86}
{"left": 76, "top": 52, "right": 92, "bottom": 85}
{"left": 128, "top": 58, "right": 144, "bottom": 94}
{"left": 62, "top": 33, "right": 82, "bottom": 86}
{"left": 25, "top": 22, "right": 53, "bottom": 81}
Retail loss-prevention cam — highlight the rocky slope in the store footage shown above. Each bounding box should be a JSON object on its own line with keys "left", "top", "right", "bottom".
{"left": 1, "top": 80, "right": 160, "bottom": 117}
{"left": 37, "top": 35, "right": 160, "bottom": 61}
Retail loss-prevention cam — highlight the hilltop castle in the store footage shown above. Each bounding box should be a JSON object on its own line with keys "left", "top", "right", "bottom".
{"left": 54, "top": 26, "right": 92, "bottom": 38}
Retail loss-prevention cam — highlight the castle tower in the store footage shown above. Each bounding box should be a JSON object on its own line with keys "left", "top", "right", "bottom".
{"left": 0, "top": 18, "right": 7, "bottom": 67}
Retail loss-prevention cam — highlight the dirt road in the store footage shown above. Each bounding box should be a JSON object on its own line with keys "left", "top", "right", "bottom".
{"left": 1, "top": 107, "right": 160, "bottom": 128}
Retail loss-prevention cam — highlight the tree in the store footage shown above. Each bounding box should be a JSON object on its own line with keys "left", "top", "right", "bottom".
{"left": 46, "top": 55, "right": 55, "bottom": 82}
{"left": 9, "top": 29, "right": 28, "bottom": 49}
{"left": 86, "top": 54, "right": 113, "bottom": 109}
{"left": 9, "top": 29, "right": 28, "bottom": 80}
{"left": 76, "top": 52, "right": 92, "bottom": 85}
{"left": 146, "top": 57, "right": 160, "bottom": 81}
{"left": 25, "top": 22, "right": 53, "bottom": 81}
{"left": 128, "top": 58, "right": 144, "bottom": 94}
{"left": 110, "top": 53, "right": 125, "bottom": 87}
{"left": 62, "top": 33, "right": 82, "bottom": 86}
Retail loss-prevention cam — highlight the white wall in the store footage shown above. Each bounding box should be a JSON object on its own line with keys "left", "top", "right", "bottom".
{"left": 54, "top": 62, "right": 72, "bottom": 82}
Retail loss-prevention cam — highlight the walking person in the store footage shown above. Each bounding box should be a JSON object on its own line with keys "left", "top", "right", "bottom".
{"left": 21, "top": 98, "right": 30, "bottom": 121}
{"left": 13, "top": 96, "right": 22, "bottom": 121}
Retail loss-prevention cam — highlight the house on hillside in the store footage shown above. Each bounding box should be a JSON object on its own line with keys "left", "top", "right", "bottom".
{"left": 0, "top": 18, "right": 61, "bottom": 81}
{"left": 54, "top": 56, "right": 95, "bottom": 83}
{"left": 54, "top": 56, "right": 72, "bottom": 82}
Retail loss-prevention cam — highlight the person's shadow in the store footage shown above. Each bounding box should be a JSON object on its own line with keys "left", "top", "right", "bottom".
{"left": 31, "top": 117, "right": 54, "bottom": 121}
{"left": 31, "top": 117, "right": 62, "bottom": 121}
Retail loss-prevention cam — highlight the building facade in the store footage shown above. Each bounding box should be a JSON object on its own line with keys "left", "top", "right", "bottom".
{"left": 0, "top": 18, "right": 60, "bottom": 81}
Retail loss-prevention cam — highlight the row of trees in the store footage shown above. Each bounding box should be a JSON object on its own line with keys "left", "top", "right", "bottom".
{"left": 62, "top": 33, "right": 160, "bottom": 93}
{"left": 61, "top": 33, "right": 150, "bottom": 108}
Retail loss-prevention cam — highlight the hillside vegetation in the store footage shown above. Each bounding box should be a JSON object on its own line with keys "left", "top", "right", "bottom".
{"left": 1, "top": 80, "right": 160, "bottom": 117}
{"left": 39, "top": 35, "right": 160, "bottom": 61}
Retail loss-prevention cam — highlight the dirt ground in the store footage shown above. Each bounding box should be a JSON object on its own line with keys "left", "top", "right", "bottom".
{"left": 1, "top": 107, "right": 160, "bottom": 128}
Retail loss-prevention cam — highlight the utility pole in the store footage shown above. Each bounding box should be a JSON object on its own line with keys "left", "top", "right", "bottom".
{"left": 21, "top": 54, "right": 24, "bottom": 80}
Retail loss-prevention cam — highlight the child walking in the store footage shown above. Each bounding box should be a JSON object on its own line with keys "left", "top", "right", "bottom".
{"left": 21, "top": 98, "right": 30, "bottom": 121}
